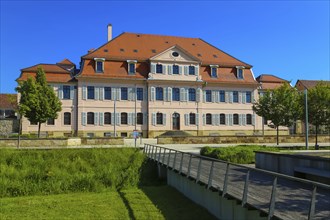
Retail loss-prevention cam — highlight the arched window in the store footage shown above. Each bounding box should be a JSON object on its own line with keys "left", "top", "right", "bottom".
{"left": 220, "top": 114, "right": 226, "bottom": 125}
{"left": 156, "top": 113, "right": 163, "bottom": 125}
{"left": 137, "top": 113, "right": 143, "bottom": 125}
{"left": 87, "top": 112, "right": 94, "bottom": 124}
{"left": 121, "top": 112, "right": 128, "bottom": 125}
{"left": 64, "top": 112, "right": 71, "bottom": 125}
{"left": 233, "top": 114, "right": 239, "bottom": 125}
{"left": 246, "top": 114, "right": 252, "bottom": 125}
{"left": 189, "top": 113, "right": 196, "bottom": 125}
{"left": 206, "top": 113, "right": 212, "bottom": 125}
{"left": 104, "top": 112, "right": 111, "bottom": 124}
{"left": 156, "top": 87, "right": 163, "bottom": 100}
{"left": 188, "top": 88, "right": 196, "bottom": 101}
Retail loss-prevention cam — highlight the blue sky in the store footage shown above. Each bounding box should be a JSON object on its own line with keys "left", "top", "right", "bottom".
{"left": 1, "top": 1, "right": 329, "bottom": 94}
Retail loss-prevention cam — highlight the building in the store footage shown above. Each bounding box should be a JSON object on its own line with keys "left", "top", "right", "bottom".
{"left": 0, "top": 94, "right": 17, "bottom": 119}
{"left": 17, "top": 25, "right": 289, "bottom": 138}
{"left": 295, "top": 79, "right": 330, "bottom": 91}
{"left": 256, "top": 74, "right": 289, "bottom": 97}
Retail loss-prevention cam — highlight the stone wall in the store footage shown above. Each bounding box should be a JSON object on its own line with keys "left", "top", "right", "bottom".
{"left": 157, "top": 135, "right": 330, "bottom": 145}
{"left": 81, "top": 137, "right": 123, "bottom": 145}
{"left": 0, "top": 119, "right": 19, "bottom": 137}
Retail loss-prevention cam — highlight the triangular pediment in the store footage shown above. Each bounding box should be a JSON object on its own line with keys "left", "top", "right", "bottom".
{"left": 149, "top": 45, "right": 200, "bottom": 63}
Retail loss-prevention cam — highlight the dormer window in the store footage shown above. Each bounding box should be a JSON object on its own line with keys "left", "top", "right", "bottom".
{"left": 210, "top": 65, "right": 219, "bottom": 78}
{"left": 127, "top": 60, "right": 137, "bottom": 75}
{"left": 94, "top": 58, "right": 105, "bottom": 73}
{"left": 236, "top": 66, "right": 245, "bottom": 79}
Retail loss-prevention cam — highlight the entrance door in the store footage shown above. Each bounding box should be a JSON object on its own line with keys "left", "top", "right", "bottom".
{"left": 172, "top": 113, "right": 180, "bottom": 130}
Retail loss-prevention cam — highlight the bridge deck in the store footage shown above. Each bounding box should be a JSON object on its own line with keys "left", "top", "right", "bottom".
{"left": 144, "top": 145, "right": 330, "bottom": 220}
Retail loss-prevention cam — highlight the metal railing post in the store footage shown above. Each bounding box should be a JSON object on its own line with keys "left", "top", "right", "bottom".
{"left": 308, "top": 185, "right": 317, "bottom": 220}
{"left": 207, "top": 161, "right": 214, "bottom": 189}
{"left": 179, "top": 152, "right": 184, "bottom": 174}
{"left": 157, "top": 147, "right": 161, "bottom": 162}
{"left": 147, "top": 144, "right": 152, "bottom": 157}
{"left": 172, "top": 150, "right": 177, "bottom": 170}
{"left": 196, "top": 157, "right": 202, "bottom": 183}
{"left": 268, "top": 176, "right": 277, "bottom": 220}
{"left": 187, "top": 154, "right": 192, "bottom": 178}
{"left": 162, "top": 148, "right": 166, "bottom": 164}
{"left": 222, "top": 163, "right": 230, "bottom": 197}
{"left": 151, "top": 145, "right": 154, "bottom": 160}
{"left": 166, "top": 149, "right": 171, "bottom": 168}
{"left": 242, "top": 170, "right": 250, "bottom": 207}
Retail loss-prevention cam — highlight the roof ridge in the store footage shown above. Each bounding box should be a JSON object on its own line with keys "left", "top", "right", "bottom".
{"left": 123, "top": 32, "right": 199, "bottom": 39}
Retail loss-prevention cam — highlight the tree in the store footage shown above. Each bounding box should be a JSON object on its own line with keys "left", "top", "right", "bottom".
{"left": 253, "top": 83, "right": 302, "bottom": 145}
{"left": 16, "top": 66, "right": 62, "bottom": 138}
{"left": 301, "top": 82, "right": 330, "bottom": 146}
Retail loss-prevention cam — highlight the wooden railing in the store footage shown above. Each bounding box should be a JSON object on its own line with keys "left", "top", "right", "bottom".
{"left": 144, "top": 144, "right": 330, "bottom": 220}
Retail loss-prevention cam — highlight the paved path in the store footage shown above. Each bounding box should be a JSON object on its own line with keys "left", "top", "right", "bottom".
{"left": 146, "top": 147, "right": 330, "bottom": 220}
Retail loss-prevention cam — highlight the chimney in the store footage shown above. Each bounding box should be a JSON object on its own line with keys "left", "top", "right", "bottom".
{"left": 107, "top": 24, "right": 112, "bottom": 42}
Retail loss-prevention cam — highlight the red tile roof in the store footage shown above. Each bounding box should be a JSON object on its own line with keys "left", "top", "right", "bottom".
{"left": 295, "top": 80, "right": 330, "bottom": 90}
{"left": 256, "top": 74, "right": 288, "bottom": 83}
{"left": 0, "top": 94, "right": 17, "bottom": 110}
{"left": 82, "top": 32, "right": 252, "bottom": 68}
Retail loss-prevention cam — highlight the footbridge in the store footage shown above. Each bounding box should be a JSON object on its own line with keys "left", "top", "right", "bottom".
{"left": 143, "top": 144, "right": 330, "bottom": 220}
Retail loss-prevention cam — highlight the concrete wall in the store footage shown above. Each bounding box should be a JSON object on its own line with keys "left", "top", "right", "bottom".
{"left": 167, "top": 170, "right": 266, "bottom": 220}
{"left": 157, "top": 135, "right": 330, "bottom": 145}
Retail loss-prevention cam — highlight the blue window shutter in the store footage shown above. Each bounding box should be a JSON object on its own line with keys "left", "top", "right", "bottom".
{"left": 82, "top": 86, "right": 87, "bottom": 100}
{"left": 185, "top": 114, "right": 189, "bottom": 126}
{"left": 82, "top": 112, "right": 86, "bottom": 126}
{"left": 70, "top": 86, "right": 74, "bottom": 100}
{"left": 180, "top": 88, "right": 185, "bottom": 101}
{"left": 202, "top": 114, "right": 206, "bottom": 125}
{"left": 99, "top": 112, "right": 104, "bottom": 126}
{"left": 225, "top": 114, "right": 229, "bottom": 126}
{"left": 150, "top": 87, "right": 155, "bottom": 101}
{"left": 117, "top": 88, "right": 121, "bottom": 101}
{"left": 211, "top": 114, "right": 215, "bottom": 126}
{"left": 252, "top": 114, "right": 255, "bottom": 126}
{"left": 243, "top": 114, "right": 247, "bottom": 126}
{"left": 196, "top": 88, "right": 201, "bottom": 102}
{"left": 163, "top": 65, "right": 167, "bottom": 74}
{"left": 203, "top": 90, "right": 206, "bottom": 103}
{"left": 99, "top": 87, "right": 104, "bottom": 100}
{"left": 168, "top": 65, "right": 172, "bottom": 75}
{"left": 184, "top": 66, "right": 188, "bottom": 75}
{"left": 216, "top": 114, "right": 220, "bottom": 126}
{"left": 168, "top": 87, "right": 172, "bottom": 102}
{"left": 229, "top": 114, "right": 233, "bottom": 126}
{"left": 179, "top": 66, "right": 183, "bottom": 75}
{"left": 111, "top": 113, "right": 115, "bottom": 125}
{"left": 132, "top": 113, "right": 136, "bottom": 126}
{"left": 239, "top": 114, "right": 243, "bottom": 125}
{"left": 163, "top": 114, "right": 166, "bottom": 125}
{"left": 211, "top": 91, "right": 215, "bottom": 103}
{"left": 94, "top": 112, "right": 99, "bottom": 125}
{"left": 242, "top": 92, "right": 246, "bottom": 104}
{"left": 239, "top": 92, "right": 242, "bottom": 103}
{"left": 151, "top": 63, "right": 156, "bottom": 73}
{"left": 196, "top": 113, "right": 199, "bottom": 126}
{"left": 164, "top": 87, "right": 168, "bottom": 101}
{"left": 251, "top": 91, "right": 255, "bottom": 103}
{"left": 229, "top": 92, "right": 233, "bottom": 103}
{"left": 215, "top": 91, "right": 220, "bottom": 103}
{"left": 152, "top": 113, "right": 156, "bottom": 126}
{"left": 128, "top": 88, "right": 132, "bottom": 101}
{"left": 143, "top": 113, "right": 147, "bottom": 125}
{"left": 111, "top": 87, "right": 116, "bottom": 100}
{"left": 225, "top": 91, "right": 229, "bottom": 103}
{"left": 195, "top": 66, "right": 198, "bottom": 76}
{"left": 128, "top": 113, "right": 132, "bottom": 125}
{"left": 185, "top": 88, "right": 189, "bottom": 102}
{"left": 58, "top": 85, "right": 63, "bottom": 99}
{"left": 95, "top": 87, "right": 99, "bottom": 100}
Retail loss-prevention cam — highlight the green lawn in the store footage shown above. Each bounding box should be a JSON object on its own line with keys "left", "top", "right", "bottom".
{"left": 0, "top": 186, "right": 216, "bottom": 220}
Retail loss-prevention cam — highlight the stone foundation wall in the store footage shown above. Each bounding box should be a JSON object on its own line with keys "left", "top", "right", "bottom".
{"left": 0, "top": 119, "right": 19, "bottom": 136}
{"left": 157, "top": 135, "right": 330, "bottom": 145}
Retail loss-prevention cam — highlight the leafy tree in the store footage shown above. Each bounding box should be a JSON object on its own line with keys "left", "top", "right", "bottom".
{"left": 301, "top": 82, "right": 330, "bottom": 146}
{"left": 253, "top": 83, "right": 302, "bottom": 145}
{"left": 16, "top": 66, "right": 62, "bottom": 138}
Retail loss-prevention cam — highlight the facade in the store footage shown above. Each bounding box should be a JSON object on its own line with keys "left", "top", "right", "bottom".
{"left": 17, "top": 25, "right": 288, "bottom": 138}
{"left": 0, "top": 94, "right": 17, "bottom": 119}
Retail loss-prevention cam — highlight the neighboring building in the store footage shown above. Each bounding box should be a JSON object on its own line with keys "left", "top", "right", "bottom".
{"left": 256, "top": 74, "right": 289, "bottom": 97}
{"left": 295, "top": 79, "right": 330, "bottom": 91}
{"left": 0, "top": 94, "right": 17, "bottom": 119}
{"left": 17, "top": 25, "right": 289, "bottom": 138}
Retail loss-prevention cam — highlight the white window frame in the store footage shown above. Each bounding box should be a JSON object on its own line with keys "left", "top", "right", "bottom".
{"left": 127, "top": 60, "right": 137, "bottom": 75}
{"left": 210, "top": 65, "right": 219, "bottom": 78}
{"left": 94, "top": 58, "right": 105, "bottom": 73}
{"left": 236, "top": 66, "right": 245, "bottom": 79}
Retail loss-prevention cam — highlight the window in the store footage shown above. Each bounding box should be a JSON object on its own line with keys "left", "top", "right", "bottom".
{"left": 188, "top": 88, "right": 196, "bottom": 101}
{"left": 210, "top": 65, "right": 218, "bottom": 78}
{"left": 172, "top": 88, "right": 180, "bottom": 101}
{"left": 137, "top": 113, "right": 143, "bottom": 125}
{"left": 96, "top": 61, "right": 103, "bottom": 73}
{"left": 189, "top": 66, "right": 195, "bottom": 75}
{"left": 137, "top": 88, "right": 143, "bottom": 101}
{"left": 47, "top": 118, "right": 54, "bottom": 125}
{"left": 237, "top": 68, "right": 244, "bottom": 79}
{"left": 173, "top": 65, "right": 179, "bottom": 74}
{"left": 172, "top": 52, "right": 179, "bottom": 57}
{"left": 156, "top": 87, "right": 163, "bottom": 101}
{"left": 121, "top": 113, "right": 128, "bottom": 125}
{"left": 233, "top": 114, "right": 239, "bottom": 125}
{"left": 104, "top": 112, "right": 111, "bottom": 124}
{"left": 156, "top": 113, "right": 163, "bottom": 125}
{"left": 206, "top": 113, "right": 212, "bottom": 125}
{"left": 128, "top": 63, "right": 135, "bottom": 74}
{"left": 246, "top": 92, "right": 252, "bottom": 103}
{"left": 63, "top": 85, "right": 71, "bottom": 99}
{"left": 87, "top": 112, "right": 94, "bottom": 124}
{"left": 205, "top": 90, "right": 211, "bottom": 102}
{"left": 246, "top": 114, "right": 252, "bottom": 125}
{"left": 121, "top": 87, "right": 128, "bottom": 100}
{"left": 87, "top": 86, "right": 95, "bottom": 99}
{"left": 189, "top": 113, "right": 196, "bottom": 125}
{"left": 233, "top": 91, "right": 239, "bottom": 103}
{"left": 104, "top": 87, "right": 111, "bottom": 100}
{"left": 220, "top": 114, "right": 226, "bottom": 125}
{"left": 156, "top": 64, "right": 163, "bottom": 73}
{"left": 64, "top": 112, "right": 71, "bottom": 125}
{"left": 220, "top": 90, "right": 225, "bottom": 102}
